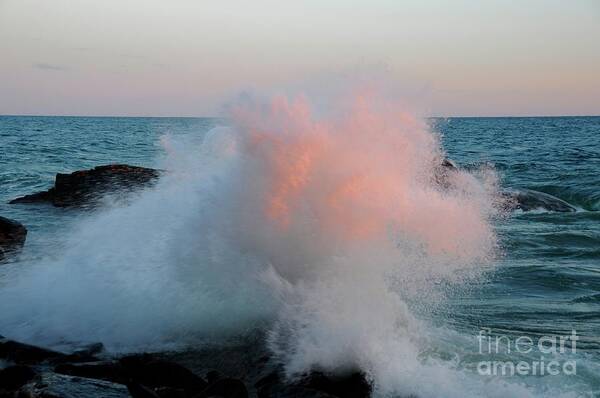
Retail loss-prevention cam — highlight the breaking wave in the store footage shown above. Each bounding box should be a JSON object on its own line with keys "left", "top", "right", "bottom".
{"left": 1, "top": 93, "right": 558, "bottom": 397}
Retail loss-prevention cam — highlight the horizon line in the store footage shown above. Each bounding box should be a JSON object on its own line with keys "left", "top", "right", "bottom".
{"left": 1, "top": 113, "right": 599, "bottom": 119}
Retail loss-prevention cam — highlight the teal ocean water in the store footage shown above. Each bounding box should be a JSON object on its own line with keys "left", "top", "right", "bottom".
{"left": 0, "top": 115, "right": 598, "bottom": 397}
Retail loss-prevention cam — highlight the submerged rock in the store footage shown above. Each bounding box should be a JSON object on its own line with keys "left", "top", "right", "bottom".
{"left": 9, "top": 164, "right": 161, "bottom": 207}
{"left": 502, "top": 188, "right": 577, "bottom": 213}
{"left": 0, "top": 216, "right": 27, "bottom": 261}
{"left": 434, "top": 159, "right": 576, "bottom": 213}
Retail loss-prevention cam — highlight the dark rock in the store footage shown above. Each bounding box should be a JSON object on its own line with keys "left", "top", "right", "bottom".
{"left": 255, "top": 370, "right": 371, "bottom": 398}
{"left": 127, "top": 381, "right": 161, "bottom": 398}
{"left": 433, "top": 158, "right": 459, "bottom": 189}
{"left": 60, "top": 342, "right": 105, "bottom": 363}
{"left": 75, "top": 342, "right": 104, "bottom": 357}
{"left": 0, "top": 337, "right": 66, "bottom": 364}
{"left": 155, "top": 386, "right": 188, "bottom": 398}
{"left": 20, "top": 372, "right": 130, "bottom": 398}
{"left": 0, "top": 365, "right": 36, "bottom": 390}
{"left": 258, "top": 384, "right": 336, "bottom": 398}
{"left": 119, "top": 354, "right": 207, "bottom": 394}
{"left": 502, "top": 188, "right": 577, "bottom": 213}
{"left": 441, "top": 158, "right": 458, "bottom": 171}
{"left": 432, "top": 159, "right": 576, "bottom": 213}
{"left": 205, "top": 370, "right": 223, "bottom": 385}
{"left": 198, "top": 378, "right": 248, "bottom": 398}
{"left": 54, "top": 361, "right": 127, "bottom": 384}
{"left": 10, "top": 164, "right": 162, "bottom": 207}
{"left": 0, "top": 216, "right": 27, "bottom": 261}
{"left": 300, "top": 371, "right": 371, "bottom": 398}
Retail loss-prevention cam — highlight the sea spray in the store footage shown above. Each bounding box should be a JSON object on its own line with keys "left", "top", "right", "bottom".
{"left": 224, "top": 94, "right": 504, "bottom": 394}
{"left": 0, "top": 92, "right": 512, "bottom": 396}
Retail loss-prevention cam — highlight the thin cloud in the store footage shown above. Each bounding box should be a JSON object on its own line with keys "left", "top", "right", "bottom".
{"left": 33, "top": 63, "right": 69, "bottom": 72}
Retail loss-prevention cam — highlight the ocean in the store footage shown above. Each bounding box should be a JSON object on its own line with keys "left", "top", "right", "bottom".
{"left": 0, "top": 113, "right": 599, "bottom": 397}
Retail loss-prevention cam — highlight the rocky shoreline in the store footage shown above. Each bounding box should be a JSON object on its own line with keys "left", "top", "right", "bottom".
{"left": 0, "top": 334, "right": 371, "bottom": 398}
{"left": 1, "top": 160, "right": 373, "bottom": 396}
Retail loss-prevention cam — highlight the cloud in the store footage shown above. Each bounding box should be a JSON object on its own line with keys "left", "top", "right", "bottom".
{"left": 32, "top": 63, "right": 69, "bottom": 71}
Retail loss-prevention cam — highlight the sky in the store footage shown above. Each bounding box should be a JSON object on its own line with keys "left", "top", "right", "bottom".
{"left": 0, "top": 0, "right": 599, "bottom": 117}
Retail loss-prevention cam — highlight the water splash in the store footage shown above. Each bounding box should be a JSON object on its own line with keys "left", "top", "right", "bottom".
{"left": 0, "top": 92, "right": 530, "bottom": 396}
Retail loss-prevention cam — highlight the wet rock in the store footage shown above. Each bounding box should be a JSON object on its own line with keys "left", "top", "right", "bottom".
{"left": 258, "top": 384, "right": 336, "bottom": 398}
{"left": 205, "top": 370, "right": 223, "bottom": 385}
{"left": 60, "top": 342, "right": 105, "bottom": 363}
{"left": 74, "top": 342, "right": 105, "bottom": 357}
{"left": 0, "top": 365, "right": 36, "bottom": 391}
{"left": 198, "top": 377, "right": 248, "bottom": 398}
{"left": 433, "top": 158, "right": 459, "bottom": 189}
{"left": 127, "top": 381, "right": 160, "bottom": 398}
{"left": 255, "top": 371, "right": 369, "bottom": 398}
{"left": 119, "top": 354, "right": 207, "bottom": 395}
{"left": 0, "top": 337, "right": 66, "bottom": 364}
{"left": 0, "top": 216, "right": 27, "bottom": 261}
{"left": 10, "top": 164, "right": 162, "bottom": 207}
{"left": 440, "top": 158, "right": 458, "bottom": 171}
{"left": 154, "top": 386, "right": 187, "bottom": 398}
{"left": 20, "top": 372, "right": 130, "bottom": 398}
{"left": 502, "top": 188, "right": 577, "bottom": 212}
{"left": 54, "top": 361, "right": 127, "bottom": 384}
{"left": 300, "top": 371, "right": 371, "bottom": 398}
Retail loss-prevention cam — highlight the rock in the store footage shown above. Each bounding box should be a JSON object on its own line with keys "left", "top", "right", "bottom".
{"left": 10, "top": 164, "right": 162, "bottom": 207}
{"left": 198, "top": 377, "right": 248, "bottom": 398}
{"left": 56, "top": 355, "right": 212, "bottom": 395}
{"left": 119, "top": 354, "right": 207, "bottom": 394}
{"left": 61, "top": 342, "right": 105, "bottom": 363}
{"left": 0, "top": 337, "right": 66, "bottom": 364}
{"left": 258, "top": 384, "right": 336, "bottom": 398}
{"left": 433, "top": 158, "right": 459, "bottom": 189}
{"left": 255, "top": 371, "right": 370, "bottom": 398}
{"left": 300, "top": 371, "right": 371, "bottom": 398}
{"left": 205, "top": 370, "right": 223, "bottom": 385}
{"left": 255, "top": 372, "right": 334, "bottom": 398}
{"left": 20, "top": 372, "right": 130, "bottom": 398}
{"left": 441, "top": 158, "right": 458, "bottom": 171}
{"left": 154, "top": 386, "right": 187, "bottom": 398}
{"left": 0, "top": 216, "right": 27, "bottom": 261}
{"left": 502, "top": 188, "right": 577, "bottom": 212}
{"left": 432, "top": 159, "right": 576, "bottom": 213}
{"left": 0, "top": 365, "right": 36, "bottom": 391}
{"left": 54, "top": 361, "right": 127, "bottom": 384}
{"left": 127, "top": 381, "right": 161, "bottom": 398}
{"left": 74, "top": 342, "right": 105, "bottom": 357}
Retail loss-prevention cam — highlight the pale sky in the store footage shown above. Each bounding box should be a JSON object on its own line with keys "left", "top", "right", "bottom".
{"left": 0, "top": 0, "right": 599, "bottom": 117}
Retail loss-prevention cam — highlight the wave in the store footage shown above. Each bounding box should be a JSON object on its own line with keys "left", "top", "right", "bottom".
{"left": 1, "top": 93, "right": 579, "bottom": 397}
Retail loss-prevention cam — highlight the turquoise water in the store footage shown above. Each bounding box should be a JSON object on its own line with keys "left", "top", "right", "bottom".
{"left": 437, "top": 117, "right": 600, "bottom": 396}
{"left": 438, "top": 117, "right": 600, "bottom": 341}
{"left": 1, "top": 115, "right": 599, "bottom": 396}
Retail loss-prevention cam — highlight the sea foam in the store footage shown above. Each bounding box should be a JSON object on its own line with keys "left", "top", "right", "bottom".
{"left": 1, "top": 93, "right": 549, "bottom": 397}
